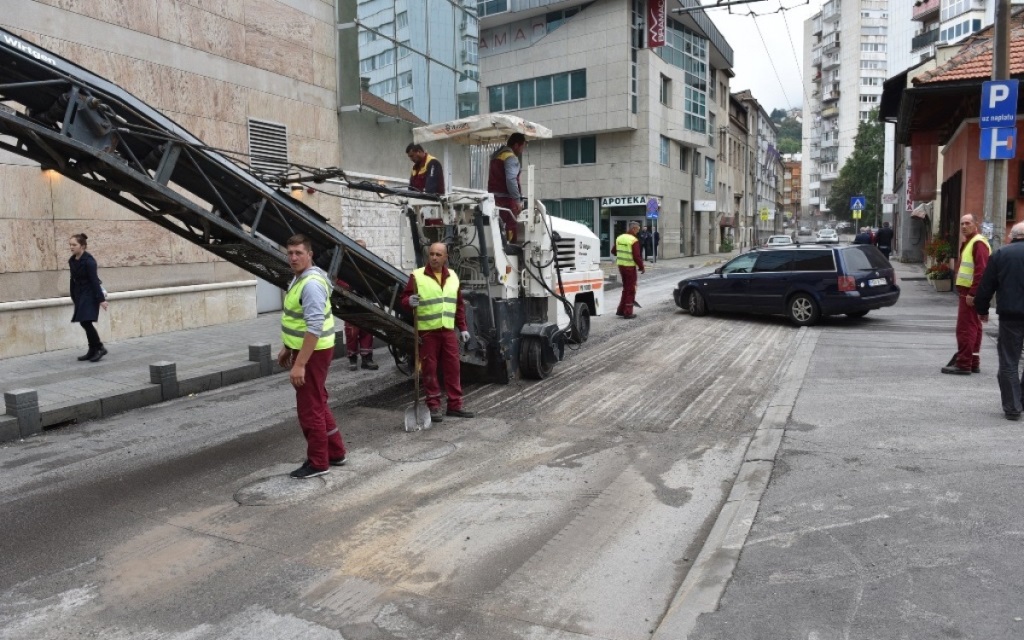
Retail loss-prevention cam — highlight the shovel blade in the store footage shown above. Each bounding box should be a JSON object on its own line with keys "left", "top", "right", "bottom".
{"left": 404, "top": 403, "right": 432, "bottom": 432}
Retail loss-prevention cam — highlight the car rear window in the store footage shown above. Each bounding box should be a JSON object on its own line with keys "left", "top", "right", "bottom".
{"left": 791, "top": 251, "right": 836, "bottom": 271}
{"left": 842, "top": 246, "right": 890, "bottom": 271}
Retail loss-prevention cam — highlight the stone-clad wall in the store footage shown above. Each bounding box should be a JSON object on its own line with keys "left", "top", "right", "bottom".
{"left": 0, "top": 0, "right": 340, "bottom": 360}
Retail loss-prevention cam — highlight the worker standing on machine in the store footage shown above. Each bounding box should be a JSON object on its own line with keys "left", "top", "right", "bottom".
{"left": 401, "top": 242, "right": 475, "bottom": 423}
{"left": 488, "top": 133, "right": 527, "bottom": 243}
{"left": 406, "top": 143, "right": 445, "bottom": 195}
{"left": 611, "top": 221, "right": 645, "bottom": 319}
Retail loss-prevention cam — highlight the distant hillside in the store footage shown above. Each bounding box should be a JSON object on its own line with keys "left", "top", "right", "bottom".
{"left": 770, "top": 108, "right": 801, "bottom": 155}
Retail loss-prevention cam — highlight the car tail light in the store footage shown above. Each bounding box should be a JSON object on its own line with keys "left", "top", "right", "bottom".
{"left": 838, "top": 275, "right": 856, "bottom": 292}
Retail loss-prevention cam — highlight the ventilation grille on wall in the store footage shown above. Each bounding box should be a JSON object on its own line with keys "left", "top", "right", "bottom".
{"left": 247, "top": 118, "right": 288, "bottom": 179}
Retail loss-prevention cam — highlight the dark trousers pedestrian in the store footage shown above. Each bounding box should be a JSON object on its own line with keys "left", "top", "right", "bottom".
{"left": 295, "top": 347, "right": 345, "bottom": 470}
{"left": 617, "top": 266, "right": 637, "bottom": 316}
{"left": 996, "top": 316, "right": 1024, "bottom": 416}
{"left": 420, "top": 329, "right": 463, "bottom": 411}
{"left": 80, "top": 321, "right": 102, "bottom": 349}
{"left": 344, "top": 323, "right": 373, "bottom": 357}
{"left": 955, "top": 290, "right": 982, "bottom": 370}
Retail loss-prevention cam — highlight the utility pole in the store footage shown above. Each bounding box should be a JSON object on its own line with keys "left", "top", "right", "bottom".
{"left": 983, "top": 0, "right": 1011, "bottom": 251}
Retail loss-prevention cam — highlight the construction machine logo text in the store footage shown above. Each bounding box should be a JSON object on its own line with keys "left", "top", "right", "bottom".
{"left": 444, "top": 122, "right": 470, "bottom": 133}
{"left": 2, "top": 35, "right": 57, "bottom": 66}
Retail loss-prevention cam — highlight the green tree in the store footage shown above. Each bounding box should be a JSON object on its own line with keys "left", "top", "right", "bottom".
{"left": 770, "top": 108, "right": 787, "bottom": 122}
{"left": 826, "top": 110, "right": 884, "bottom": 224}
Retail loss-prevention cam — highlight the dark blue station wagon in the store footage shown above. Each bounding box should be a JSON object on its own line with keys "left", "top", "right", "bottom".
{"left": 673, "top": 244, "right": 900, "bottom": 326}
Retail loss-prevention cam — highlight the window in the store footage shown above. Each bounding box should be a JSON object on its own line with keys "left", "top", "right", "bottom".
{"left": 660, "top": 75, "right": 671, "bottom": 106}
{"left": 708, "top": 68, "right": 716, "bottom": 101}
{"left": 790, "top": 251, "right": 836, "bottom": 271}
{"left": 463, "top": 37, "right": 478, "bottom": 65}
{"left": 396, "top": 11, "right": 408, "bottom": 29}
{"left": 546, "top": 5, "right": 586, "bottom": 33}
{"left": 860, "top": 43, "right": 886, "bottom": 52}
{"left": 488, "top": 70, "right": 586, "bottom": 111}
{"left": 398, "top": 40, "right": 411, "bottom": 59}
{"left": 679, "top": 146, "right": 689, "bottom": 171}
{"left": 563, "top": 137, "right": 597, "bottom": 165}
{"left": 659, "top": 136, "right": 670, "bottom": 166}
{"left": 708, "top": 112, "right": 716, "bottom": 148}
{"left": 478, "top": 0, "right": 508, "bottom": 17}
{"left": 704, "top": 157, "right": 715, "bottom": 193}
{"left": 399, "top": 71, "right": 413, "bottom": 88}
{"left": 753, "top": 251, "right": 793, "bottom": 273}
{"left": 655, "top": 18, "right": 708, "bottom": 135}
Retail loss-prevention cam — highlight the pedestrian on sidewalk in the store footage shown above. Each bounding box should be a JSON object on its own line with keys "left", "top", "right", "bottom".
{"left": 401, "top": 242, "right": 474, "bottom": 423}
{"left": 277, "top": 234, "right": 346, "bottom": 479}
{"left": 68, "top": 233, "right": 108, "bottom": 363}
{"left": 338, "top": 240, "right": 379, "bottom": 372}
{"left": 943, "top": 213, "right": 990, "bottom": 375}
{"left": 972, "top": 222, "right": 1024, "bottom": 420}
{"left": 611, "top": 221, "right": 645, "bottom": 319}
{"left": 853, "top": 227, "right": 872, "bottom": 245}
{"left": 875, "top": 221, "right": 894, "bottom": 259}
{"left": 639, "top": 226, "right": 653, "bottom": 261}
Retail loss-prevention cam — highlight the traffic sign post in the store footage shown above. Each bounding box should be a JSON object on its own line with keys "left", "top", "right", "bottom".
{"left": 850, "top": 195, "right": 866, "bottom": 211}
{"left": 645, "top": 198, "right": 659, "bottom": 262}
{"left": 980, "top": 80, "right": 1019, "bottom": 129}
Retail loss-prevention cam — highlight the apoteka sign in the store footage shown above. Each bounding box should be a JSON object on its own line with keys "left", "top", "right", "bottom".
{"left": 601, "top": 195, "right": 649, "bottom": 208}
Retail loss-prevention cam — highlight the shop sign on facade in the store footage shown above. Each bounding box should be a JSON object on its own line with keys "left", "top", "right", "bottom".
{"left": 695, "top": 199, "right": 716, "bottom": 212}
{"left": 601, "top": 195, "right": 649, "bottom": 207}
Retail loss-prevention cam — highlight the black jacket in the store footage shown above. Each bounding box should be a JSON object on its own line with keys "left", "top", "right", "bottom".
{"left": 69, "top": 252, "right": 105, "bottom": 323}
{"left": 853, "top": 232, "right": 872, "bottom": 245}
{"left": 974, "top": 239, "right": 1024, "bottom": 319}
{"left": 874, "top": 227, "right": 894, "bottom": 249}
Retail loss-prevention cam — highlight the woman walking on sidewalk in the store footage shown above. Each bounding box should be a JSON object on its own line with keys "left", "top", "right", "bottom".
{"left": 68, "top": 233, "right": 108, "bottom": 362}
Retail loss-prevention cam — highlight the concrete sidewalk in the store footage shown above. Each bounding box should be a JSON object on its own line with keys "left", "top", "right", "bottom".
{"left": 683, "top": 260, "right": 1024, "bottom": 638}
{"left": 0, "top": 314, "right": 290, "bottom": 441}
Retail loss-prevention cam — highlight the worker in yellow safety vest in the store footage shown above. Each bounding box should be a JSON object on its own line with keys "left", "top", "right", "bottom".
{"left": 610, "top": 221, "right": 645, "bottom": 319}
{"left": 277, "top": 234, "right": 346, "bottom": 479}
{"left": 944, "top": 214, "right": 991, "bottom": 375}
{"left": 401, "top": 242, "right": 474, "bottom": 422}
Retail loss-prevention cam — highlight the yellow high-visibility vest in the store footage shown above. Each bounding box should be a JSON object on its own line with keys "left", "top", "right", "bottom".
{"left": 411, "top": 154, "right": 438, "bottom": 179}
{"left": 413, "top": 268, "right": 459, "bottom": 330}
{"left": 280, "top": 271, "right": 335, "bottom": 350}
{"left": 616, "top": 233, "right": 638, "bottom": 267}
{"left": 955, "top": 234, "right": 990, "bottom": 288}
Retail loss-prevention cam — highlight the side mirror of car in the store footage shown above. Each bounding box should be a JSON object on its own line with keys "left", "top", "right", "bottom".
{"left": 714, "top": 267, "right": 723, "bottom": 274}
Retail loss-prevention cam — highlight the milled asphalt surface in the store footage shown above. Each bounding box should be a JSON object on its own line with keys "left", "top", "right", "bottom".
{"left": 5, "top": 249, "right": 1020, "bottom": 639}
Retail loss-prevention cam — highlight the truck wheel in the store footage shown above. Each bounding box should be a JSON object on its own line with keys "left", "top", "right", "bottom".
{"left": 788, "top": 293, "right": 820, "bottom": 326}
{"left": 687, "top": 289, "right": 707, "bottom": 316}
{"left": 570, "top": 302, "right": 591, "bottom": 344}
{"left": 520, "top": 336, "right": 553, "bottom": 380}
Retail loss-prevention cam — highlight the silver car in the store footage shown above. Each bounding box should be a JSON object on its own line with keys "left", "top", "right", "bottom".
{"left": 816, "top": 228, "right": 839, "bottom": 244}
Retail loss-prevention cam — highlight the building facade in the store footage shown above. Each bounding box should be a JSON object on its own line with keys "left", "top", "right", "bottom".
{"left": 782, "top": 156, "right": 802, "bottom": 224}
{"left": 802, "top": 0, "right": 889, "bottom": 220}
{"left": 1, "top": 0, "right": 341, "bottom": 359}
{"left": 477, "top": 0, "right": 735, "bottom": 259}
{"left": 734, "top": 90, "right": 782, "bottom": 242}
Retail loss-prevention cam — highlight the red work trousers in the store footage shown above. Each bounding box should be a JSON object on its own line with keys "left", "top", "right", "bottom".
{"left": 617, "top": 265, "right": 638, "bottom": 315}
{"left": 495, "top": 197, "right": 520, "bottom": 243}
{"left": 295, "top": 347, "right": 345, "bottom": 470}
{"left": 955, "top": 289, "right": 982, "bottom": 370}
{"left": 344, "top": 322, "right": 373, "bottom": 357}
{"left": 420, "top": 329, "right": 463, "bottom": 411}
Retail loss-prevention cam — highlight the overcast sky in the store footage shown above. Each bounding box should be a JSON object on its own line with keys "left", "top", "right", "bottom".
{"left": 699, "top": 0, "right": 825, "bottom": 114}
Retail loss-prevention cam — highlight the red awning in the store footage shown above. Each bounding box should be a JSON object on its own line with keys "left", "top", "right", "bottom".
{"left": 719, "top": 216, "right": 734, "bottom": 227}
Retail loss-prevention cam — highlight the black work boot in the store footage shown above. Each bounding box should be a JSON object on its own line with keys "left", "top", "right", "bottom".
{"left": 77, "top": 346, "right": 97, "bottom": 362}
{"left": 89, "top": 344, "right": 108, "bottom": 362}
{"left": 361, "top": 354, "right": 379, "bottom": 370}
{"left": 348, "top": 355, "right": 359, "bottom": 371}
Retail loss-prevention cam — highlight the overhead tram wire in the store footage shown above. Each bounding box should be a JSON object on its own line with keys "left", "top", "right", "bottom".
{"left": 751, "top": 12, "right": 795, "bottom": 110}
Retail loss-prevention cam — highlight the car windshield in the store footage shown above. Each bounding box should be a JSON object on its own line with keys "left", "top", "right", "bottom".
{"left": 721, "top": 252, "right": 759, "bottom": 274}
{"left": 843, "top": 246, "right": 891, "bottom": 271}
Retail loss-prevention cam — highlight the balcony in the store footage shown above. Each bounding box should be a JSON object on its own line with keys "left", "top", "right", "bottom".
{"left": 821, "top": 33, "right": 840, "bottom": 52}
{"left": 821, "top": 106, "right": 839, "bottom": 119}
{"left": 822, "top": 0, "right": 840, "bottom": 22}
{"left": 812, "top": 16, "right": 823, "bottom": 35}
{"left": 913, "top": 0, "right": 940, "bottom": 21}
{"left": 821, "top": 84, "right": 840, "bottom": 103}
{"left": 912, "top": 28, "right": 941, "bottom": 51}
{"left": 808, "top": 196, "right": 820, "bottom": 205}
{"left": 821, "top": 137, "right": 839, "bottom": 148}
{"left": 822, "top": 55, "right": 840, "bottom": 71}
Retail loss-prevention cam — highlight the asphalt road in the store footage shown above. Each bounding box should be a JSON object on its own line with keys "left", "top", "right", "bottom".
{"left": 0, "top": 262, "right": 804, "bottom": 640}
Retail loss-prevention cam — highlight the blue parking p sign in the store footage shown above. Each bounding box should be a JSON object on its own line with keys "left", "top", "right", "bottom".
{"left": 980, "top": 80, "right": 1019, "bottom": 129}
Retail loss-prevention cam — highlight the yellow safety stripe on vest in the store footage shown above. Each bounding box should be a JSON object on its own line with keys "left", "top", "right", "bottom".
{"left": 280, "top": 272, "right": 336, "bottom": 350}
{"left": 411, "top": 154, "right": 437, "bottom": 177}
{"left": 616, "top": 234, "right": 637, "bottom": 267}
{"left": 955, "top": 234, "right": 990, "bottom": 288}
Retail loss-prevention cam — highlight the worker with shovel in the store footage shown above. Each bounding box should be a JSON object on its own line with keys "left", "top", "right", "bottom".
{"left": 401, "top": 243, "right": 474, "bottom": 423}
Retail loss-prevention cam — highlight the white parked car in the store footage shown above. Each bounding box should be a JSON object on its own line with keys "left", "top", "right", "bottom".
{"left": 816, "top": 228, "right": 839, "bottom": 244}
{"left": 765, "top": 235, "right": 794, "bottom": 246}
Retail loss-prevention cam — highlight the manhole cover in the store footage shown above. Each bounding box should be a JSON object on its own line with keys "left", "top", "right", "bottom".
{"left": 234, "top": 474, "right": 328, "bottom": 506}
{"left": 379, "top": 438, "right": 456, "bottom": 463}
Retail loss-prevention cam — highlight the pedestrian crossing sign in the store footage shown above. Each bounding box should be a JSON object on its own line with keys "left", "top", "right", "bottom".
{"left": 850, "top": 196, "right": 866, "bottom": 211}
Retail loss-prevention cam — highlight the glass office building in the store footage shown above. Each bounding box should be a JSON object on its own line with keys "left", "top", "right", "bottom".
{"left": 355, "top": 0, "right": 480, "bottom": 124}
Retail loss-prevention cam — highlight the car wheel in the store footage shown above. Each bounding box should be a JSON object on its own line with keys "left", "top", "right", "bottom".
{"left": 846, "top": 310, "right": 868, "bottom": 319}
{"left": 569, "top": 302, "right": 591, "bottom": 344}
{"left": 687, "top": 289, "right": 707, "bottom": 316}
{"left": 787, "top": 293, "right": 820, "bottom": 326}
